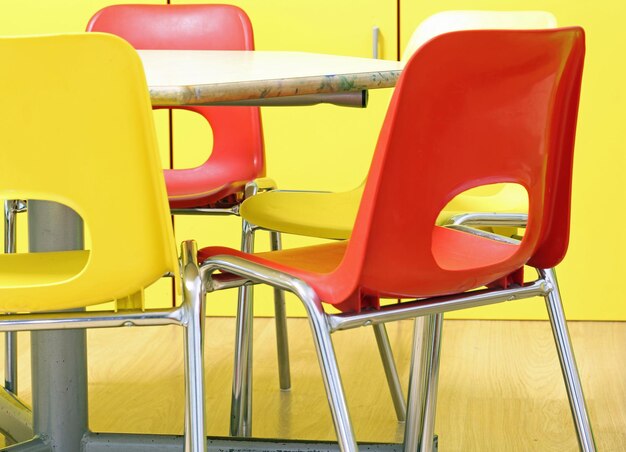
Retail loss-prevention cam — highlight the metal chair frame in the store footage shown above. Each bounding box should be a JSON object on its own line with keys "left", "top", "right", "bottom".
{"left": 200, "top": 234, "right": 596, "bottom": 451}
{"left": 2, "top": 199, "right": 26, "bottom": 395}
{"left": 0, "top": 241, "right": 207, "bottom": 452}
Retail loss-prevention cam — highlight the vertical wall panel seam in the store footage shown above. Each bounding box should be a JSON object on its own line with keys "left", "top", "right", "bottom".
{"left": 396, "top": 0, "right": 401, "bottom": 60}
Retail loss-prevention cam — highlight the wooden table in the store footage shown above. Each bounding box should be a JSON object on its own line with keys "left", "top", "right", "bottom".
{"left": 139, "top": 50, "right": 402, "bottom": 105}
{"left": 13, "top": 51, "right": 403, "bottom": 452}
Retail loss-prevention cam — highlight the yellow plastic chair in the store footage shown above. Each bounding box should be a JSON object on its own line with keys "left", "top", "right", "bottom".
{"left": 240, "top": 10, "right": 557, "bottom": 239}
{"left": 0, "top": 33, "right": 206, "bottom": 452}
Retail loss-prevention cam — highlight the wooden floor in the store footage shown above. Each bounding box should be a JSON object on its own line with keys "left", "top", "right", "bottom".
{"left": 2, "top": 318, "right": 625, "bottom": 451}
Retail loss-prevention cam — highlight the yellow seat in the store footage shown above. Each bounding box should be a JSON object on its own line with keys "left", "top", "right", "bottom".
{"left": 241, "top": 183, "right": 529, "bottom": 240}
{"left": 0, "top": 250, "right": 89, "bottom": 289}
{"left": 240, "top": 10, "right": 556, "bottom": 240}
{"left": 0, "top": 33, "right": 206, "bottom": 451}
{"left": 241, "top": 187, "right": 361, "bottom": 240}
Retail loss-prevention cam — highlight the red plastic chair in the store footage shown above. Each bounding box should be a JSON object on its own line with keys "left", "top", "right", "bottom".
{"left": 86, "top": 3, "right": 290, "bottom": 425}
{"left": 198, "top": 28, "right": 594, "bottom": 451}
{"left": 86, "top": 4, "right": 269, "bottom": 210}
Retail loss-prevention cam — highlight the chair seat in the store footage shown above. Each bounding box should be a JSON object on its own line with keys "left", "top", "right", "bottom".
{"left": 198, "top": 225, "right": 520, "bottom": 310}
{"left": 0, "top": 250, "right": 90, "bottom": 311}
{"left": 240, "top": 183, "right": 528, "bottom": 240}
{"left": 165, "top": 167, "right": 249, "bottom": 209}
{"left": 239, "top": 188, "right": 360, "bottom": 240}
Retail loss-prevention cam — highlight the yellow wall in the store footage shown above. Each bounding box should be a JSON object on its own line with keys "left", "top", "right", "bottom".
{"left": 2, "top": 1, "right": 624, "bottom": 320}
{"left": 401, "top": 1, "right": 626, "bottom": 320}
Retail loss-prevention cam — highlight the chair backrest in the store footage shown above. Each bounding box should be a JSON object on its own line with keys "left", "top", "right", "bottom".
{"left": 87, "top": 4, "right": 265, "bottom": 208}
{"left": 328, "top": 29, "right": 585, "bottom": 311}
{"left": 0, "top": 33, "right": 178, "bottom": 309}
{"left": 347, "top": 11, "right": 559, "bottom": 220}
{"left": 402, "top": 10, "right": 558, "bottom": 61}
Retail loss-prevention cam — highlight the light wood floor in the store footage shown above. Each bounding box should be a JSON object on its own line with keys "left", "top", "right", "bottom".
{"left": 2, "top": 319, "right": 625, "bottom": 451}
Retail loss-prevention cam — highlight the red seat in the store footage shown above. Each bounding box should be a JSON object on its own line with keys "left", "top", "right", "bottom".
{"left": 198, "top": 28, "right": 594, "bottom": 451}
{"left": 87, "top": 4, "right": 264, "bottom": 208}
{"left": 201, "top": 225, "right": 520, "bottom": 312}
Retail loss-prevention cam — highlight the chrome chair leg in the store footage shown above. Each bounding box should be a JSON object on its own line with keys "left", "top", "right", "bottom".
{"left": 181, "top": 241, "right": 207, "bottom": 452}
{"left": 5, "top": 333, "right": 17, "bottom": 395}
{"left": 372, "top": 323, "right": 406, "bottom": 421}
{"left": 230, "top": 220, "right": 255, "bottom": 437}
{"left": 4, "top": 200, "right": 23, "bottom": 395}
{"left": 404, "top": 314, "right": 443, "bottom": 452}
{"left": 4, "top": 200, "right": 17, "bottom": 253}
{"left": 540, "top": 268, "right": 596, "bottom": 452}
{"left": 183, "top": 290, "right": 207, "bottom": 452}
{"left": 301, "top": 293, "right": 357, "bottom": 452}
{"left": 404, "top": 317, "right": 428, "bottom": 452}
{"left": 419, "top": 314, "right": 443, "bottom": 452}
{"left": 231, "top": 225, "right": 292, "bottom": 437}
{"left": 203, "top": 255, "right": 357, "bottom": 450}
{"left": 270, "top": 230, "right": 291, "bottom": 391}
{"left": 229, "top": 286, "right": 252, "bottom": 437}
{"left": 242, "top": 281, "right": 254, "bottom": 438}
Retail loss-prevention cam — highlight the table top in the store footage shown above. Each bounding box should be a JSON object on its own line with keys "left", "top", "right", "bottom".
{"left": 138, "top": 50, "right": 404, "bottom": 106}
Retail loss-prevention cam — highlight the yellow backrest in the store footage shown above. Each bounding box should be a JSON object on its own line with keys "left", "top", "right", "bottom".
{"left": 402, "top": 11, "right": 557, "bottom": 61}
{"left": 0, "top": 33, "right": 177, "bottom": 311}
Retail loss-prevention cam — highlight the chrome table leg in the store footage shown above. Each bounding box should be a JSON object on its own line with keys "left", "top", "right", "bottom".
{"left": 29, "top": 200, "right": 87, "bottom": 451}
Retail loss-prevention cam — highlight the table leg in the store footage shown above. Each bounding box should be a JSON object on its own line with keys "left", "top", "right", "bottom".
{"left": 28, "top": 200, "right": 88, "bottom": 450}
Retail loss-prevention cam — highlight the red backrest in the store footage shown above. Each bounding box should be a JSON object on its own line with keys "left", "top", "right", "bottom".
{"left": 329, "top": 28, "right": 585, "bottom": 309}
{"left": 87, "top": 4, "right": 265, "bottom": 208}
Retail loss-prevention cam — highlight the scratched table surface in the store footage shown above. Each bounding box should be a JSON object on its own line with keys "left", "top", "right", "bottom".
{"left": 139, "top": 50, "right": 403, "bottom": 106}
